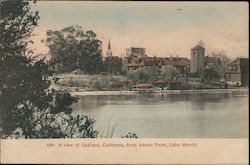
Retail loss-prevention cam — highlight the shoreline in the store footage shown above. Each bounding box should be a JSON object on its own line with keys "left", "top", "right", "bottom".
{"left": 70, "top": 88, "right": 249, "bottom": 96}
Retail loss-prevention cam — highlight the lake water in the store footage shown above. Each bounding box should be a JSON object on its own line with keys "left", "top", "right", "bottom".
{"left": 72, "top": 91, "right": 249, "bottom": 138}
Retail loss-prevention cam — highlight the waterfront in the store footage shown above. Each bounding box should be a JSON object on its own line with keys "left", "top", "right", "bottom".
{"left": 72, "top": 90, "right": 249, "bottom": 138}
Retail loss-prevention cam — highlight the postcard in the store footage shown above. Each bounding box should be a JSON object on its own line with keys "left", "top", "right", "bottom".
{"left": 0, "top": 1, "right": 249, "bottom": 164}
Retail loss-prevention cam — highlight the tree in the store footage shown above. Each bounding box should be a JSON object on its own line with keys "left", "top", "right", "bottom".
{"left": 104, "top": 60, "right": 122, "bottom": 75}
{"left": 0, "top": 0, "right": 39, "bottom": 58}
{"left": 201, "top": 64, "right": 221, "bottom": 82}
{"left": 211, "top": 51, "right": 231, "bottom": 78}
{"left": 0, "top": 0, "right": 98, "bottom": 138}
{"left": 127, "top": 67, "right": 158, "bottom": 84}
{"left": 0, "top": 0, "right": 40, "bottom": 136}
{"left": 161, "top": 65, "right": 179, "bottom": 80}
{"left": 45, "top": 25, "right": 104, "bottom": 74}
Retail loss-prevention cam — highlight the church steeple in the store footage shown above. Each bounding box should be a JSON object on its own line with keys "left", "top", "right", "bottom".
{"left": 108, "top": 39, "right": 111, "bottom": 49}
{"left": 106, "top": 38, "right": 112, "bottom": 57}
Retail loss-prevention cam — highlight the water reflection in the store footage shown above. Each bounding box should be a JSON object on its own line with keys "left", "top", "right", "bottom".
{"left": 72, "top": 92, "right": 248, "bottom": 138}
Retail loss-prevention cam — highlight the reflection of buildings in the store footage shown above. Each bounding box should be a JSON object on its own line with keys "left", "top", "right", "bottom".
{"left": 224, "top": 58, "right": 249, "bottom": 86}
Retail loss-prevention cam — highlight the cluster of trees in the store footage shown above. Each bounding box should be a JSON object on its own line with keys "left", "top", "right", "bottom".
{"left": 127, "top": 65, "right": 179, "bottom": 85}
{"left": 45, "top": 25, "right": 126, "bottom": 76}
{"left": 0, "top": 0, "right": 136, "bottom": 138}
{"left": 127, "top": 67, "right": 158, "bottom": 84}
{"left": 161, "top": 65, "right": 179, "bottom": 80}
{"left": 201, "top": 64, "right": 221, "bottom": 82}
{"left": 45, "top": 26, "right": 104, "bottom": 74}
{"left": 0, "top": 0, "right": 98, "bottom": 138}
{"left": 211, "top": 51, "right": 231, "bottom": 77}
{"left": 201, "top": 51, "right": 231, "bottom": 82}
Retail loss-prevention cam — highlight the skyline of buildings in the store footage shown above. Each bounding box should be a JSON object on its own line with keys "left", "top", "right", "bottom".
{"left": 103, "top": 41, "right": 248, "bottom": 86}
{"left": 103, "top": 39, "right": 248, "bottom": 60}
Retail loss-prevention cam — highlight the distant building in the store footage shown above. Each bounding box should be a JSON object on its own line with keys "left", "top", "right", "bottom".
{"left": 127, "top": 56, "right": 158, "bottom": 70}
{"left": 134, "top": 83, "right": 154, "bottom": 89}
{"left": 159, "top": 56, "right": 188, "bottom": 73}
{"left": 104, "top": 56, "right": 122, "bottom": 65}
{"left": 104, "top": 40, "right": 122, "bottom": 74}
{"left": 106, "top": 39, "right": 112, "bottom": 57}
{"left": 126, "top": 55, "right": 189, "bottom": 73}
{"left": 126, "top": 47, "right": 146, "bottom": 57}
{"left": 127, "top": 62, "right": 143, "bottom": 71}
{"left": 123, "top": 47, "right": 146, "bottom": 70}
{"left": 190, "top": 45, "right": 205, "bottom": 74}
{"left": 224, "top": 58, "right": 249, "bottom": 86}
{"left": 204, "top": 56, "right": 221, "bottom": 66}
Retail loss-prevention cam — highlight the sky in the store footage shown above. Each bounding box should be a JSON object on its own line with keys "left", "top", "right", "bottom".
{"left": 31, "top": 1, "right": 249, "bottom": 59}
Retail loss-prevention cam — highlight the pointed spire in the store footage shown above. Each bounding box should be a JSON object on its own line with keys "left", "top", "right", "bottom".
{"left": 106, "top": 38, "right": 112, "bottom": 57}
{"left": 108, "top": 38, "right": 111, "bottom": 50}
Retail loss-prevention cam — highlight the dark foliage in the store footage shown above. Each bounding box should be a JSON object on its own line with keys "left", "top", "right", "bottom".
{"left": 122, "top": 132, "right": 138, "bottom": 138}
{"left": 0, "top": 0, "right": 39, "bottom": 58}
{"left": 201, "top": 64, "right": 221, "bottom": 82}
{"left": 45, "top": 25, "right": 104, "bottom": 74}
{"left": 0, "top": 0, "right": 98, "bottom": 138}
{"left": 104, "top": 61, "right": 122, "bottom": 75}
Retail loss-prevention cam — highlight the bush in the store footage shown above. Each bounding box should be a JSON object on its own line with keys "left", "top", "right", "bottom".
{"left": 201, "top": 64, "right": 221, "bottom": 82}
{"left": 93, "top": 79, "right": 107, "bottom": 90}
{"left": 161, "top": 65, "right": 179, "bottom": 80}
{"left": 128, "top": 67, "right": 158, "bottom": 84}
{"left": 0, "top": 0, "right": 99, "bottom": 139}
{"left": 122, "top": 132, "right": 138, "bottom": 138}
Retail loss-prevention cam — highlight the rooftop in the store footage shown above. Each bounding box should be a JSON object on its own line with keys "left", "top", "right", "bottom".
{"left": 191, "top": 45, "right": 205, "bottom": 50}
{"left": 135, "top": 83, "right": 154, "bottom": 88}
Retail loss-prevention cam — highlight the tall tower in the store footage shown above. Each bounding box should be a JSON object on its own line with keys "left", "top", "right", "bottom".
{"left": 190, "top": 45, "right": 205, "bottom": 74}
{"left": 106, "top": 39, "right": 112, "bottom": 57}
